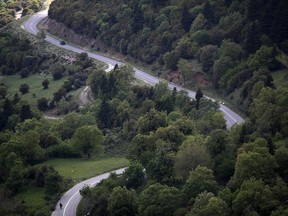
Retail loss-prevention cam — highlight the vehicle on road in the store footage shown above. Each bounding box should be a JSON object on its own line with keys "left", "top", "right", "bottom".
{"left": 60, "top": 40, "right": 66, "bottom": 45}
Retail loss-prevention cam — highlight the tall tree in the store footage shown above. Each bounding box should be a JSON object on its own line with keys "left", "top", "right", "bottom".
{"left": 177, "top": 59, "right": 192, "bottom": 85}
{"left": 187, "top": 191, "right": 230, "bottom": 216}
{"left": 98, "top": 98, "right": 112, "bottom": 128}
{"left": 19, "top": 104, "right": 33, "bottom": 121}
{"left": 195, "top": 88, "right": 203, "bottom": 110}
{"left": 138, "top": 183, "right": 182, "bottom": 216}
{"left": 182, "top": 166, "right": 218, "bottom": 204}
{"left": 181, "top": 4, "right": 193, "bottom": 32}
{"left": 108, "top": 186, "right": 138, "bottom": 216}
{"left": 174, "top": 135, "right": 212, "bottom": 179}
{"left": 73, "top": 125, "right": 104, "bottom": 158}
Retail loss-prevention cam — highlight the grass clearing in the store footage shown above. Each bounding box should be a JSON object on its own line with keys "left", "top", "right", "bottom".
{"left": 43, "top": 157, "right": 129, "bottom": 181}
{"left": 1, "top": 74, "right": 67, "bottom": 107}
{"left": 17, "top": 186, "right": 45, "bottom": 211}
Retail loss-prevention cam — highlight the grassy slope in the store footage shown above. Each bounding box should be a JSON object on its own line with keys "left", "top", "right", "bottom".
{"left": 43, "top": 157, "right": 129, "bottom": 181}
{"left": 17, "top": 158, "right": 128, "bottom": 214}
{"left": 17, "top": 186, "right": 46, "bottom": 210}
{"left": 1, "top": 74, "right": 67, "bottom": 107}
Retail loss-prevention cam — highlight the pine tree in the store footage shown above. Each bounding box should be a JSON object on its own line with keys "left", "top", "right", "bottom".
{"left": 98, "top": 98, "right": 111, "bottom": 128}
{"left": 20, "top": 104, "right": 33, "bottom": 121}
{"left": 181, "top": 5, "right": 193, "bottom": 32}
{"left": 195, "top": 88, "right": 203, "bottom": 110}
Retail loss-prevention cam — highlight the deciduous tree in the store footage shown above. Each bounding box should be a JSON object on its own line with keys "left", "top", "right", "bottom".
{"left": 73, "top": 125, "right": 104, "bottom": 158}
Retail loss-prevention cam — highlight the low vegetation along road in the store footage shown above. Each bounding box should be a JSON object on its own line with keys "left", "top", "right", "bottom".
{"left": 22, "top": 10, "right": 245, "bottom": 216}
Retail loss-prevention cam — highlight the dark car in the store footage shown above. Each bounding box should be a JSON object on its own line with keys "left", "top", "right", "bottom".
{"left": 60, "top": 40, "right": 66, "bottom": 45}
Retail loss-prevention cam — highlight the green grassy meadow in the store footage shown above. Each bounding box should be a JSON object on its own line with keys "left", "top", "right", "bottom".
{"left": 16, "top": 157, "right": 129, "bottom": 214}
{"left": 43, "top": 157, "right": 129, "bottom": 181}
{"left": 1, "top": 74, "right": 67, "bottom": 107}
{"left": 16, "top": 186, "right": 46, "bottom": 214}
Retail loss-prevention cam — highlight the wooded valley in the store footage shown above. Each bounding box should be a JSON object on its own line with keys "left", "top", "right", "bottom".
{"left": 0, "top": 0, "right": 288, "bottom": 215}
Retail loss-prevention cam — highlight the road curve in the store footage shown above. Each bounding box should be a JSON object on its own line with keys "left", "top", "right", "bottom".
{"left": 51, "top": 168, "right": 126, "bottom": 216}
{"left": 22, "top": 10, "right": 244, "bottom": 128}
{"left": 22, "top": 9, "right": 245, "bottom": 216}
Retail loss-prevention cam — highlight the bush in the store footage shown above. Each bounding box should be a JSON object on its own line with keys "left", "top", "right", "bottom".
{"left": 19, "top": 83, "right": 29, "bottom": 94}
{"left": 52, "top": 65, "right": 65, "bottom": 80}
{"left": 42, "top": 79, "right": 49, "bottom": 89}
{"left": 37, "top": 97, "right": 49, "bottom": 111}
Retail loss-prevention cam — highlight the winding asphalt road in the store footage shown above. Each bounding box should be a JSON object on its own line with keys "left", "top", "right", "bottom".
{"left": 51, "top": 168, "right": 126, "bottom": 216}
{"left": 22, "top": 10, "right": 244, "bottom": 128}
{"left": 22, "top": 10, "right": 245, "bottom": 216}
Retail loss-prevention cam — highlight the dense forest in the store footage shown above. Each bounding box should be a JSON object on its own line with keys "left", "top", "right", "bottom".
{"left": 48, "top": 0, "right": 288, "bottom": 215}
{"left": 48, "top": 0, "right": 288, "bottom": 110}
{"left": 0, "top": 0, "right": 288, "bottom": 215}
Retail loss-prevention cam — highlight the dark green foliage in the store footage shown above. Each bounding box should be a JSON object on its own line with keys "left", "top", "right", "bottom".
{"left": 108, "top": 186, "right": 138, "bottom": 216}
{"left": 19, "top": 83, "right": 29, "bottom": 94}
{"left": 181, "top": 5, "right": 193, "bottom": 32}
{"left": 44, "top": 170, "right": 63, "bottom": 197}
{"left": 131, "top": 5, "right": 144, "bottom": 33}
{"left": 53, "top": 88, "right": 66, "bottom": 103}
{"left": 2, "top": 1, "right": 288, "bottom": 214}
{"left": 123, "top": 163, "right": 145, "bottom": 189}
{"left": 138, "top": 183, "right": 182, "bottom": 216}
{"left": 42, "top": 79, "right": 49, "bottom": 89}
{"left": 195, "top": 88, "right": 203, "bottom": 110}
{"left": 37, "top": 97, "right": 49, "bottom": 111}
{"left": 19, "top": 104, "right": 33, "bottom": 121}
{"left": 52, "top": 65, "right": 65, "bottom": 80}
{"left": 98, "top": 98, "right": 112, "bottom": 129}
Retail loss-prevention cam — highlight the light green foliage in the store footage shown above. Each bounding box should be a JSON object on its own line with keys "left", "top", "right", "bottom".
{"left": 154, "top": 82, "right": 170, "bottom": 102}
{"left": 177, "top": 59, "right": 192, "bottom": 84}
{"left": 190, "top": 13, "right": 208, "bottom": 32}
{"left": 219, "top": 40, "right": 243, "bottom": 62}
{"left": 198, "top": 45, "right": 219, "bottom": 73}
{"left": 51, "top": 112, "right": 96, "bottom": 140}
{"left": 230, "top": 144, "right": 277, "bottom": 188}
{"left": 187, "top": 191, "right": 230, "bottom": 216}
{"left": 174, "top": 135, "right": 212, "bottom": 179}
{"left": 182, "top": 166, "right": 218, "bottom": 203}
{"left": 137, "top": 108, "right": 167, "bottom": 134}
{"left": 138, "top": 183, "right": 182, "bottom": 216}
{"left": 43, "top": 158, "right": 129, "bottom": 181}
{"left": 232, "top": 178, "right": 278, "bottom": 216}
{"left": 197, "top": 111, "right": 226, "bottom": 134}
{"left": 218, "top": 12, "right": 242, "bottom": 31}
{"left": 155, "top": 125, "right": 185, "bottom": 151}
{"left": 247, "top": 45, "right": 275, "bottom": 69}
{"left": 2, "top": 74, "right": 67, "bottom": 107}
{"left": 114, "top": 65, "right": 135, "bottom": 91}
{"left": 73, "top": 125, "right": 104, "bottom": 158}
{"left": 127, "top": 133, "right": 155, "bottom": 166}
{"left": 250, "top": 87, "right": 278, "bottom": 138}
{"left": 108, "top": 186, "right": 138, "bottom": 216}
